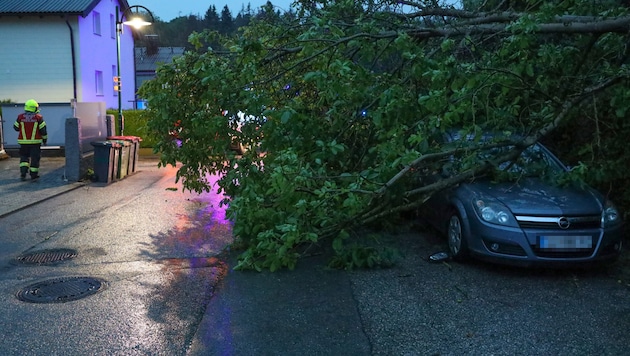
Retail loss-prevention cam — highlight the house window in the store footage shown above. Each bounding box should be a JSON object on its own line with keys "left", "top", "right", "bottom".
{"left": 112, "top": 65, "right": 118, "bottom": 96}
{"left": 95, "top": 70, "right": 104, "bottom": 96}
{"left": 110, "top": 14, "right": 116, "bottom": 39}
{"left": 93, "top": 11, "right": 101, "bottom": 35}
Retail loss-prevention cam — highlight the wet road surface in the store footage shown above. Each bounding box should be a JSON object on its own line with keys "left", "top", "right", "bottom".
{"left": 0, "top": 157, "right": 629, "bottom": 355}
{"left": 0, "top": 159, "right": 232, "bottom": 354}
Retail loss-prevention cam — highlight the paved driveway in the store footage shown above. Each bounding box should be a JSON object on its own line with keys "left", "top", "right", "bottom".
{"left": 350, "top": 231, "right": 630, "bottom": 355}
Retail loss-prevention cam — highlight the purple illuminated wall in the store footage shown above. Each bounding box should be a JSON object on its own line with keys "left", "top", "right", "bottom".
{"left": 77, "top": 0, "right": 135, "bottom": 110}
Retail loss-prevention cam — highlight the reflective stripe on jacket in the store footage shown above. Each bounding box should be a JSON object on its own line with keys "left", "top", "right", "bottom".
{"left": 14, "top": 113, "right": 47, "bottom": 144}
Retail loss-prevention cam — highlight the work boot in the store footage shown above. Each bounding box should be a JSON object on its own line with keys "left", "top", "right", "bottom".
{"left": 31, "top": 174, "right": 40, "bottom": 180}
{"left": 20, "top": 175, "right": 26, "bottom": 181}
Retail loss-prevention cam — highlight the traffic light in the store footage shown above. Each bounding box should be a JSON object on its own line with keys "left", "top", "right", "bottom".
{"left": 113, "top": 76, "right": 121, "bottom": 92}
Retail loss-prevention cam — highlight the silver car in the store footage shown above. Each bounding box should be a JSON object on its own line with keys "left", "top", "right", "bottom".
{"left": 420, "top": 132, "right": 624, "bottom": 266}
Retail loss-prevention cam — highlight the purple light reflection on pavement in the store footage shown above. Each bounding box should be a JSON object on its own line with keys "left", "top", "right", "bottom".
{"left": 159, "top": 170, "right": 233, "bottom": 259}
{"left": 146, "top": 167, "right": 235, "bottom": 353}
{"left": 189, "top": 173, "right": 233, "bottom": 259}
{"left": 191, "top": 173, "right": 236, "bottom": 355}
{"left": 198, "top": 173, "right": 231, "bottom": 227}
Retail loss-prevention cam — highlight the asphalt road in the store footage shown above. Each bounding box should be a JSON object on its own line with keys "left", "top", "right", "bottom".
{"left": 0, "top": 157, "right": 629, "bottom": 355}
{"left": 0, "top": 159, "right": 230, "bottom": 355}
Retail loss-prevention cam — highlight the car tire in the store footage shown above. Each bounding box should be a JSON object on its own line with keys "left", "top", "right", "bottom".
{"left": 447, "top": 211, "right": 469, "bottom": 260}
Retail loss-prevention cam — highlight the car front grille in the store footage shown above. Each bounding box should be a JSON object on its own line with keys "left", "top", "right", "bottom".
{"left": 515, "top": 215, "right": 601, "bottom": 230}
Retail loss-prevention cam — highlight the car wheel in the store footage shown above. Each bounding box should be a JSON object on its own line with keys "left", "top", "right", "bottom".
{"left": 447, "top": 212, "right": 468, "bottom": 260}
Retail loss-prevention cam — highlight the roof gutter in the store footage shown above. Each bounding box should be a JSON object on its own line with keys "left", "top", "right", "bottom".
{"left": 65, "top": 20, "right": 78, "bottom": 101}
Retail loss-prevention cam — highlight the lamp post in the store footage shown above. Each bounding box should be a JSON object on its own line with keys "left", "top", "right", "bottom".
{"left": 115, "top": 5, "right": 154, "bottom": 136}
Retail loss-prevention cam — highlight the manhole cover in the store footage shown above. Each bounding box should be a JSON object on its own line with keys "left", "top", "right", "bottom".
{"left": 16, "top": 277, "right": 106, "bottom": 303}
{"left": 15, "top": 248, "right": 78, "bottom": 265}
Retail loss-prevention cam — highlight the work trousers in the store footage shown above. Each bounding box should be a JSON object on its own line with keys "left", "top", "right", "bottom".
{"left": 19, "top": 144, "right": 42, "bottom": 178}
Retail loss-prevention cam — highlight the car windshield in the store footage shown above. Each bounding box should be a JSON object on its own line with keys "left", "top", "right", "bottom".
{"left": 493, "top": 144, "right": 565, "bottom": 177}
{"left": 444, "top": 132, "right": 566, "bottom": 179}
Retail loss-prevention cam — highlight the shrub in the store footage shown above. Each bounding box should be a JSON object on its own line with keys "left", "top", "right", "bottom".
{"left": 106, "top": 109, "right": 159, "bottom": 148}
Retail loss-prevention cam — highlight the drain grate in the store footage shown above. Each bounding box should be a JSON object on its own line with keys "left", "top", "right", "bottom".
{"left": 16, "top": 277, "right": 106, "bottom": 303}
{"left": 15, "top": 248, "right": 78, "bottom": 265}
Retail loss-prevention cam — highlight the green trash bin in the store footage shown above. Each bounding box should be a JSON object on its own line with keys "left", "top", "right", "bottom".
{"left": 91, "top": 141, "right": 121, "bottom": 183}
{"left": 108, "top": 135, "right": 142, "bottom": 173}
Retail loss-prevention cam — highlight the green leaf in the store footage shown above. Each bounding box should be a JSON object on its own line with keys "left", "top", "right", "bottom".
{"left": 332, "top": 237, "right": 344, "bottom": 253}
{"left": 281, "top": 111, "right": 291, "bottom": 124}
{"left": 526, "top": 63, "right": 534, "bottom": 77}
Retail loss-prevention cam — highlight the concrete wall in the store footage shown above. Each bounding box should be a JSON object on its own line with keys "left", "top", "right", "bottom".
{"left": 2, "top": 103, "right": 73, "bottom": 148}
{"left": 1, "top": 101, "right": 108, "bottom": 150}
{"left": 1, "top": 101, "right": 112, "bottom": 182}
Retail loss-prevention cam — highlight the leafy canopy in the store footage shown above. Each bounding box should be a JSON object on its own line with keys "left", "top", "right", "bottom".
{"left": 139, "top": 0, "right": 630, "bottom": 271}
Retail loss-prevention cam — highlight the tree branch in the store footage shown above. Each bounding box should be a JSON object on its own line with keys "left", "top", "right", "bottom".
{"left": 259, "top": 15, "right": 630, "bottom": 71}
{"left": 525, "top": 74, "right": 628, "bottom": 146}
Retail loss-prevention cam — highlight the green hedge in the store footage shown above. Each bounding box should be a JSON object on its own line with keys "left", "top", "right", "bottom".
{"left": 106, "top": 109, "right": 158, "bottom": 148}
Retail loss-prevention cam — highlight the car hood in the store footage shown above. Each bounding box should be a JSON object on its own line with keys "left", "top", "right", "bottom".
{"left": 466, "top": 179, "right": 603, "bottom": 216}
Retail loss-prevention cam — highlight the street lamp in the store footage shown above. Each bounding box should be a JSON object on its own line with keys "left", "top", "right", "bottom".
{"left": 115, "top": 4, "right": 154, "bottom": 136}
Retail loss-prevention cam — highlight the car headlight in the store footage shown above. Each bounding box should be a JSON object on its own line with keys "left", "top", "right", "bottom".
{"left": 473, "top": 198, "right": 518, "bottom": 227}
{"left": 602, "top": 200, "right": 621, "bottom": 228}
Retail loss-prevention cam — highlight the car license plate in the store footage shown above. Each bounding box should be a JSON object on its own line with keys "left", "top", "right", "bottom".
{"left": 538, "top": 235, "right": 592, "bottom": 250}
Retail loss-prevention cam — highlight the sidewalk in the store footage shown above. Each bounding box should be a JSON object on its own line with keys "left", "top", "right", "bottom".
{"left": 0, "top": 147, "right": 163, "bottom": 218}
{"left": 0, "top": 156, "right": 85, "bottom": 218}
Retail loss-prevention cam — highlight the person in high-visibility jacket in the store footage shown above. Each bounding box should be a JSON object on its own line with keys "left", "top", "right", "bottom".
{"left": 13, "top": 99, "right": 48, "bottom": 180}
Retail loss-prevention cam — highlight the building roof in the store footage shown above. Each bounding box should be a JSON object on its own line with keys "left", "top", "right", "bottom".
{"left": 0, "top": 0, "right": 130, "bottom": 18}
{"left": 135, "top": 47, "right": 185, "bottom": 72}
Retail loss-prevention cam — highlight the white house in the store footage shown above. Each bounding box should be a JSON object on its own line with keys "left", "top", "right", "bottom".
{"left": 0, "top": 0, "right": 136, "bottom": 110}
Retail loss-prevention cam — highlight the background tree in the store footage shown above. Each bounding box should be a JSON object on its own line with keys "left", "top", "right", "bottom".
{"left": 235, "top": 4, "right": 254, "bottom": 29}
{"left": 219, "top": 6, "right": 235, "bottom": 34}
{"left": 204, "top": 5, "right": 220, "bottom": 30}
{"left": 137, "top": 2, "right": 274, "bottom": 49}
{"left": 139, "top": 0, "right": 630, "bottom": 271}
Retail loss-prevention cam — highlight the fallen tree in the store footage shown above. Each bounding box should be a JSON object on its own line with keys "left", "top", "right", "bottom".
{"left": 139, "top": 0, "right": 630, "bottom": 270}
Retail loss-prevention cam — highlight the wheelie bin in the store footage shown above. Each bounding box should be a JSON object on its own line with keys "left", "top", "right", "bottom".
{"left": 91, "top": 141, "right": 121, "bottom": 183}
{"left": 107, "top": 135, "right": 142, "bottom": 174}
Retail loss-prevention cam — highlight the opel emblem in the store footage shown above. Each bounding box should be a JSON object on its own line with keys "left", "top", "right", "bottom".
{"left": 557, "top": 217, "right": 570, "bottom": 229}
